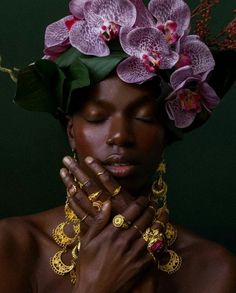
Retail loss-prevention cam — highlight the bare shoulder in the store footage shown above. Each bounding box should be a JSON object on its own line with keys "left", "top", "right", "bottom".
{"left": 174, "top": 225, "right": 236, "bottom": 293}
{"left": 0, "top": 206, "right": 64, "bottom": 292}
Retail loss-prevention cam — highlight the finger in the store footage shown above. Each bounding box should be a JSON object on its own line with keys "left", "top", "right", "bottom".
{"left": 110, "top": 197, "right": 149, "bottom": 238}
{"left": 63, "top": 156, "right": 105, "bottom": 200}
{"left": 124, "top": 206, "right": 155, "bottom": 244}
{"left": 84, "top": 156, "right": 123, "bottom": 198}
{"left": 134, "top": 206, "right": 154, "bottom": 232}
{"left": 68, "top": 196, "right": 93, "bottom": 234}
{"left": 84, "top": 201, "right": 111, "bottom": 244}
{"left": 60, "top": 168, "right": 97, "bottom": 217}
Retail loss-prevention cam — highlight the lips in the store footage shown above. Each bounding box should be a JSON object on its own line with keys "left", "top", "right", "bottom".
{"left": 102, "top": 155, "right": 138, "bottom": 178}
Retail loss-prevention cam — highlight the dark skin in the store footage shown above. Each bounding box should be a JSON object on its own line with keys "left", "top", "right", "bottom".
{"left": 0, "top": 74, "right": 235, "bottom": 292}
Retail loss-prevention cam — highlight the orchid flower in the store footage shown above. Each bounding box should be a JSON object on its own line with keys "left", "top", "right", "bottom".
{"left": 175, "top": 35, "right": 215, "bottom": 76}
{"left": 165, "top": 67, "right": 220, "bottom": 128}
{"left": 44, "top": 15, "right": 79, "bottom": 60}
{"left": 69, "top": 0, "right": 136, "bottom": 57}
{"left": 148, "top": 0, "right": 191, "bottom": 45}
{"left": 117, "top": 27, "right": 179, "bottom": 84}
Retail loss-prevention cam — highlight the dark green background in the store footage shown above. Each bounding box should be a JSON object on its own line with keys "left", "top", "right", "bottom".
{"left": 0, "top": 1, "right": 235, "bottom": 252}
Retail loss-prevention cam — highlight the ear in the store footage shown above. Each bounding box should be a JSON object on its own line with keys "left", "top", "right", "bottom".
{"left": 66, "top": 116, "right": 76, "bottom": 150}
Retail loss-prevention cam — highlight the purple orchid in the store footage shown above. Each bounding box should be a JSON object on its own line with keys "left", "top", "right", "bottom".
{"left": 69, "top": 0, "right": 137, "bottom": 57}
{"left": 175, "top": 35, "right": 215, "bottom": 76}
{"left": 44, "top": 15, "right": 79, "bottom": 60}
{"left": 148, "top": 0, "right": 191, "bottom": 45}
{"left": 165, "top": 67, "right": 220, "bottom": 128}
{"left": 117, "top": 27, "right": 179, "bottom": 84}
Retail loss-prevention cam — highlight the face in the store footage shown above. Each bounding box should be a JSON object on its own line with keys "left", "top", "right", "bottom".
{"left": 67, "top": 74, "right": 166, "bottom": 196}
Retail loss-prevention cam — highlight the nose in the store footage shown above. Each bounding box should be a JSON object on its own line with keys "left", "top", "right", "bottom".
{"left": 106, "top": 114, "right": 135, "bottom": 147}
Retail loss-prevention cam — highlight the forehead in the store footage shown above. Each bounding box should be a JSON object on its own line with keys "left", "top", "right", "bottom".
{"left": 86, "top": 75, "right": 158, "bottom": 106}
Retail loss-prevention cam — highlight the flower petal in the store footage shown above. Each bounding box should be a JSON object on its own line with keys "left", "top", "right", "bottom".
{"left": 117, "top": 56, "right": 155, "bottom": 84}
{"left": 200, "top": 82, "right": 220, "bottom": 111}
{"left": 170, "top": 65, "right": 194, "bottom": 89}
{"left": 179, "top": 35, "right": 215, "bottom": 75}
{"left": 125, "top": 27, "right": 179, "bottom": 69}
{"left": 69, "top": 0, "right": 87, "bottom": 19}
{"left": 148, "top": 0, "right": 191, "bottom": 37}
{"left": 129, "top": 0, "right": 155, "bottom": 27}
{"left": 69, "top": 20, "right": 110, "bottom": 56}
{"left": 165, "top": 97, "right": 196, "bottom": 128}
{"left": 44, "top": 16, "right": 74, "bottom": 48}
{"left": 89, "top": 0, "right": 136, "bottom": 27}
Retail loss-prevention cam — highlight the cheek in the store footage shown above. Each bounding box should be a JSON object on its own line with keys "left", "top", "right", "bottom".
{"left": 73, "top": 123, "right": 108, "bottom": 158}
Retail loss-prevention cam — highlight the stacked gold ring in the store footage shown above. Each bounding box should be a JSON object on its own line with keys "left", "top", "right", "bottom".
{"left": 112, "top": 186, "right": 122, "bottom": 197}
{"left": 88, "top": 190, "right": 102, "bottom": 202}
{"left": 112, "top": 214, "right": 131, "bottom": 229}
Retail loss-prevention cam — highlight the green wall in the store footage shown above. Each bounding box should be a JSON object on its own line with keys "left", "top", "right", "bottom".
{"left": 0, "top": 1, "right": 235, "bottom": 252}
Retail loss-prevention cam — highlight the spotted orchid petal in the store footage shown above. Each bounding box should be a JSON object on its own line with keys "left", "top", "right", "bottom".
{"left": 86, "top": 0, "right": 137, "bottom": 27}
{"left": 122, "top": 27, "right": 179, "bottom": 69}
{"left": 69, "top": 0, "right": 89, "bottom": 19}
{"left": 120, "top": 0, "right": 155, "bottom": 53}
{"left": 148, "top": 0, "right": 191, "bottom": 44}
{"left": 117, "top": 56, "right": 156, "bottom": 84}
{"left": 70, "top": 0, "right": 136, "bottom": 56}
{"left": 177, "top": 35, "right": 215, "bottom": 75}
{"left": 44, "top": 15, "right": 76, "bottom": 48}
{"left": 170, "top": 65, "right": 194, "bottom": 90}
{"left": 129, "top": 0, "right": 155, "bottom": 27}
{"left": 44, "top": 15, "right": 78, "bottom": 59}
{"left": 69, "top": 20, "right": 109, "bottom": 56}
{"left": 165, "top": 97, "right": 197, "bottom": 128}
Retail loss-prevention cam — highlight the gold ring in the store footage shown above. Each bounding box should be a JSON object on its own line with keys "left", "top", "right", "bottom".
{"left": 80, "top": 214, "right": 88, "bottom": 223}
{"left": 92, "top": 201, "right": 104, "bottom": 212}
{"left": 78, "top": 180, "right": 89, "bottom": 189}
{"left": 112, "top": 186, "right": 122, "bottom": 197}
{"left": 112, "top": 214, "right": 130, "bottom": 229}
{"left": 96, "top": 170, "right": 105, "bottom": 176}
{"left": 66, "top": 184, "right": 77, "bottom": 197}
{"left": 88, "top": 190, "right": 102, "bottom": 202}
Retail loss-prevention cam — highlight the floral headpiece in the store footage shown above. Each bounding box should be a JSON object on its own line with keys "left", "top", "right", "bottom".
{"left": 1, "top": 0, "right": 236, "bottom": 138}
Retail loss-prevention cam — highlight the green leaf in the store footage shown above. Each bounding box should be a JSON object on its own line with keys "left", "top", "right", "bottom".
{"left": 14, "top": 59, "right": 65, "bottom": 115}
{"left": 55, "top": 46, "right": 128, "bottom": 83}
{"left": 64, "top": 60, "right": 91, "bottom": 112}
{"left": 79, "top": 51, "right": 128, "bottom": 83}
{"left": 55, "top": 47, "right": 82, "bottom": 67}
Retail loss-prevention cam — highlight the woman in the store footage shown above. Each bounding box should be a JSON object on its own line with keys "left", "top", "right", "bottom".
{"left": 0, "top": 0, "right": 236, "bottom": 292}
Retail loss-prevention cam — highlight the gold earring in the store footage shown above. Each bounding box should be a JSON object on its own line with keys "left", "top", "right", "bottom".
{"left": 50, "top": 200, "right": 80, "bottom": 284}
{"left": 158, "top": 249, "right": 182, "bottom": 274}
{"left": 72, "top": 149, "right": 78, "bottom": 162}
{"left": 151, "top": 160, "right": 168, "bottom": 206}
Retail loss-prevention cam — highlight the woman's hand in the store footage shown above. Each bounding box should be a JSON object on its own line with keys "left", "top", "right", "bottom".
{"left": 73, "top": 198, "right": 154, "bottom": 293}
{"left": 60, "top": 155, "right": 168, "bottom": 291}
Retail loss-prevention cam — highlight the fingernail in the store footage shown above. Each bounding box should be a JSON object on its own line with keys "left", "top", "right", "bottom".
{"left": 60, "top": 168, "right": 67, "bottom": 178}
{"left": 63, "top": 156, "right": 72, "bottom": 164}
{"left": 85, "top": 156, "right": 94, "bottom": 164}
